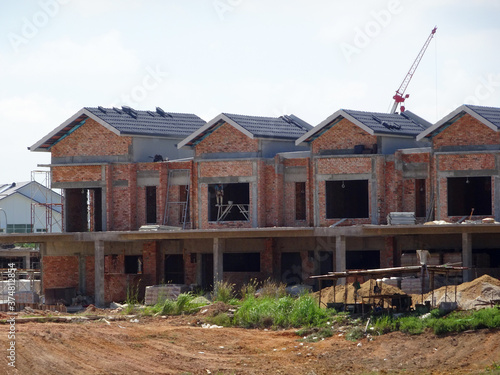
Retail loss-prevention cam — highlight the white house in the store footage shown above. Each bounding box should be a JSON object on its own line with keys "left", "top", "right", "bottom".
{"left": 0, "top": 181, "right": 62, "bottom": 233}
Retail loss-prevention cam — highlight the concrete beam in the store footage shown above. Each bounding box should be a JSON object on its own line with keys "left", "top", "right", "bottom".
{"left": 94, "top": 240, "right": 105, "bottom": 308}
{"left": 335, "top": 235, "right": 346, "bottom": 285}
{"left": 213, "top": 238, "right": 224, "bottom": 286}
{"left": 462, "top": 233, "right": 472, "bottom": 282}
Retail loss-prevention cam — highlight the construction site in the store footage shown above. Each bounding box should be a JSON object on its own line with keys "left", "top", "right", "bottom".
{"left": 0, "top": 26, "right": 500, "bottom": 375}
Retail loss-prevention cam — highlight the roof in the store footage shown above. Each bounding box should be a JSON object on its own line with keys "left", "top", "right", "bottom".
{"left": 296, "top": 109, "right": 431, "bottom": 145}
{"left": 0, "top": 181, "right": 62, "bottom": 211}
{"left": 416, "top": 104, "right": 500, "bottom": 141}
{"left": 29, "top": 106, "right": 206, "bottom": 152}
{"left": 0, "top": 182, "right": 31, "bottom": 197}
{"left": 178, "top": 113, "right": 313, "bottom": 148}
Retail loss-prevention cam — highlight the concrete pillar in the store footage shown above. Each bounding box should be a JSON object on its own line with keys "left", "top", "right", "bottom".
{"left": 335, "top": 235, "right": 346, "bottom": 285}
{"left": 94, "top": 240, "right": 105, "bottom": 307}
{"left": 462, "top": 232, "right": 472, "bottom": 282}
{"left": 213, "top": 238, "right": 224, "bottom": 286}
{"left": 24, "top": 254, "right": 30, "bottom": 270}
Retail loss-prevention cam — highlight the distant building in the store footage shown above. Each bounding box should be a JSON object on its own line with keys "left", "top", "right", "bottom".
{"left": 0, "top": 181, "right": 62, "bottom": 233}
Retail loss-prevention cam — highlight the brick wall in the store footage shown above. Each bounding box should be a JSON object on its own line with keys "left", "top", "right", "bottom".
{"left": 316, "top": 156, "right": 372, "bottom": 175}
{"left": 42, "top": 256, "right": 79, "bottom": 291}
{"left": 438, "top": 153, "right": 496, "bottom": 171}
{"left": 183, "top": 252, "right": 197, "bottom": 286}
{"left": 195, "top": 122, "right": 259, "bottom": 156}
{"left": 52, "top": 165, "right": 102, "bottom": 183}
{"left": 433, "top": 114, "right": 500, "bottom": 149}
{"left": 142, "top": 241, "right": 159, "bottom": 285}
{"left": 311, "top": 118, "right": 377, "bottom": 154}
{"left": 199, "top": 160, "right": 254, "bottom": 177}
{"left": 51, "top": 118, "right": 131, "bottom": 158}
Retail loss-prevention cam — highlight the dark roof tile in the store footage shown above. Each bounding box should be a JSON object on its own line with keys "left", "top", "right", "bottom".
{"left": 85, "top": 106, "right": 206, "bottom": 138}
{"left": 222, "top": 113, "right": 312, "bottom": 140}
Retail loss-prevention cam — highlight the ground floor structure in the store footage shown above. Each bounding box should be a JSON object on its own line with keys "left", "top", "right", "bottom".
{"left": 1, "top": 224, "right": 500, "bottom": 307}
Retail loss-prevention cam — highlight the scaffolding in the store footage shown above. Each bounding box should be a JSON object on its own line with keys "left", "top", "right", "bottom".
{"left": 163, "top": 169, "right": 191, "bottom": 229}
{"left": 30, "top": 170, "right": 64, "bottom": 233}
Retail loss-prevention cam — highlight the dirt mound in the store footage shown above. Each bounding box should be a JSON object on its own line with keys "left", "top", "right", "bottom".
{"left": 418, "top": 274, "right": 500, "bottom": 310}
{"left": 198, "top": 301, "right": 235, "bottom": 317}
{"left": 313, "top": 280, "right": 406, "bottom": 305}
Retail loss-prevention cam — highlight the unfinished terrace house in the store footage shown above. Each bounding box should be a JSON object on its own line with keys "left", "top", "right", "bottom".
{"left": 28, "top": 106, "right": 320, "bottom": 304}
{"left": 27, "top": 104, "right": 500, "bottom": 306}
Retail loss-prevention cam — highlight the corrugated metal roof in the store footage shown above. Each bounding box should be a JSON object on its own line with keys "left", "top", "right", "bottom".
{"left": 222, "top": 113, "right": 312, "bottom": 140}
{"left": 85, "top": 106, "right": 206, "bottom": 138}
{"left": 0, "top": 182, "right": 30, "bottom": 197}
{"left": 343, "top": 109, "right": 429, "bottom": 137}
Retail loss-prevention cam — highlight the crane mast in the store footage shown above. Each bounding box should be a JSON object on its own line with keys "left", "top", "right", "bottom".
{"left": 390, "top": 27, "right": 437, "bottom": 113}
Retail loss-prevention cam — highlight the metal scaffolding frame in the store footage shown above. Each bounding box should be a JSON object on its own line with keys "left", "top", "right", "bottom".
{"left": 30, "top": 170, "right": 64, "bottom": 233}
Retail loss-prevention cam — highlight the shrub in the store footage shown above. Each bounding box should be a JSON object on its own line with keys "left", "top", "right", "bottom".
{"left": 258, "top": 278, "right": 287, "bottom": 299}
{"left": 372, "top": 315, "right": 395, "bottom": 335}
{"left": 212, "top": 281, "right": 236, "bottom": 304}
{"left": 398, "top": 316, "right": 425, "bottom": 335}
{"left": 240, "top": 278, "right": 260, "bottom": 300}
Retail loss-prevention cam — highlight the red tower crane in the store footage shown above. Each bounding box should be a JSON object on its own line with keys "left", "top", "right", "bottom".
{"left": 390, "top": 26, "right": 437, "bottom": 113}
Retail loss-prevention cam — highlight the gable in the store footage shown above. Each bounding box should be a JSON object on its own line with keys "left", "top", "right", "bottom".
{"left": 311, "top": 118, "right": 377, "bottom": 154}
{"left": 195, "top": 122, "right": 259, "bottom": 156}
{"left": 433, "top": 113, "right": 500, "bottom": 150}
{"left": 51, "top": 118, "right": 132, "bottom": 158}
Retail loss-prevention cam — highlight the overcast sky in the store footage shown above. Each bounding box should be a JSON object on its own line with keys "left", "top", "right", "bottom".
{"left": 1, "top": 0, "right": 499, "bottom": 184}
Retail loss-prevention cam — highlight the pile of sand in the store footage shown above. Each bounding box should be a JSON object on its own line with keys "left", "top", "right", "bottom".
{"left": 314, "top": 275, "right": 500, "bottom": 310}
{"left": 313, "top": 279, "right": 406, "bottom": 305}
{"left": 416, "top": 274, "right": 500, "bottom": 310}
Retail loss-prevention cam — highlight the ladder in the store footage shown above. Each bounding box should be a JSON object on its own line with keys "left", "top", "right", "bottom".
{"left": 163, "top": 169, "right": 191, "bottom": 229}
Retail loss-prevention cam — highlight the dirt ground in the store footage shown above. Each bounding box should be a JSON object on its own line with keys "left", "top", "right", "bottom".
{"left": 1, "top": 315, "right": 499, "bottom": 375}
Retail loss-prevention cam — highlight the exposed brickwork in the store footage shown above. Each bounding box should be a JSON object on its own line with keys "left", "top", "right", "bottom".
{"left": 42, "top": 104, "right": 500, "bottom": 300}
{"left": 433, "top": 114, "right": 500, "bottom": 149}
{"left": 317, "top": 156, "right": 372, "bottom": 175}
{"left": 52, "top": 165, "right": 102, "bottom": 183}
{"left": 142, "top": 241, "right": 159, "bottom": 285}
{"left": 264, "top": 161, "right": 280, "bottom": 227}
{"left": 183, "top": 252, "right": 197, "bottom": 286}
{"left": 42, "top": 256, "right": 79, "bottom": 291}
{"left": 311, "top": 118, "right": 377, "bottom": 154}
{"left": 195, "top": 122, "right": 259, "bottom": 156}
{"left": 381, "top": 237, "right": 395, "bottom": 268}
{"left": 199, "top": 160, "right": 254, "bottom": 177}
{"left": 51, "top": 118, "right": 131, "bottom": 158}
{"left": 438, "top": 153, "right": 496, "bottom": 171}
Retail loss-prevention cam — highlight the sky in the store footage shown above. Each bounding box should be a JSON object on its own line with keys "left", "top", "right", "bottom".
{"left": 1, "top": 0, "right": 500, "bottom": 184}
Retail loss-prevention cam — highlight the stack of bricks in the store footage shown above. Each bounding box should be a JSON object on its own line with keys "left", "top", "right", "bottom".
{"left": 144, "top": 284, "right": 189, "bottom": 305}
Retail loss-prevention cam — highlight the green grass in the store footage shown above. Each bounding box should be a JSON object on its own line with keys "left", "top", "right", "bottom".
{"left": 212, "top": 280, "right": 238, "bottom": 304}
{"left": 141, "top": 292, "right": 207, "bottom": 316}
{"left": 369, "top": 307, "right": 500, "bottom": 337}
{"left": 233, "top": 294, "right": 332, "bottom": 329}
